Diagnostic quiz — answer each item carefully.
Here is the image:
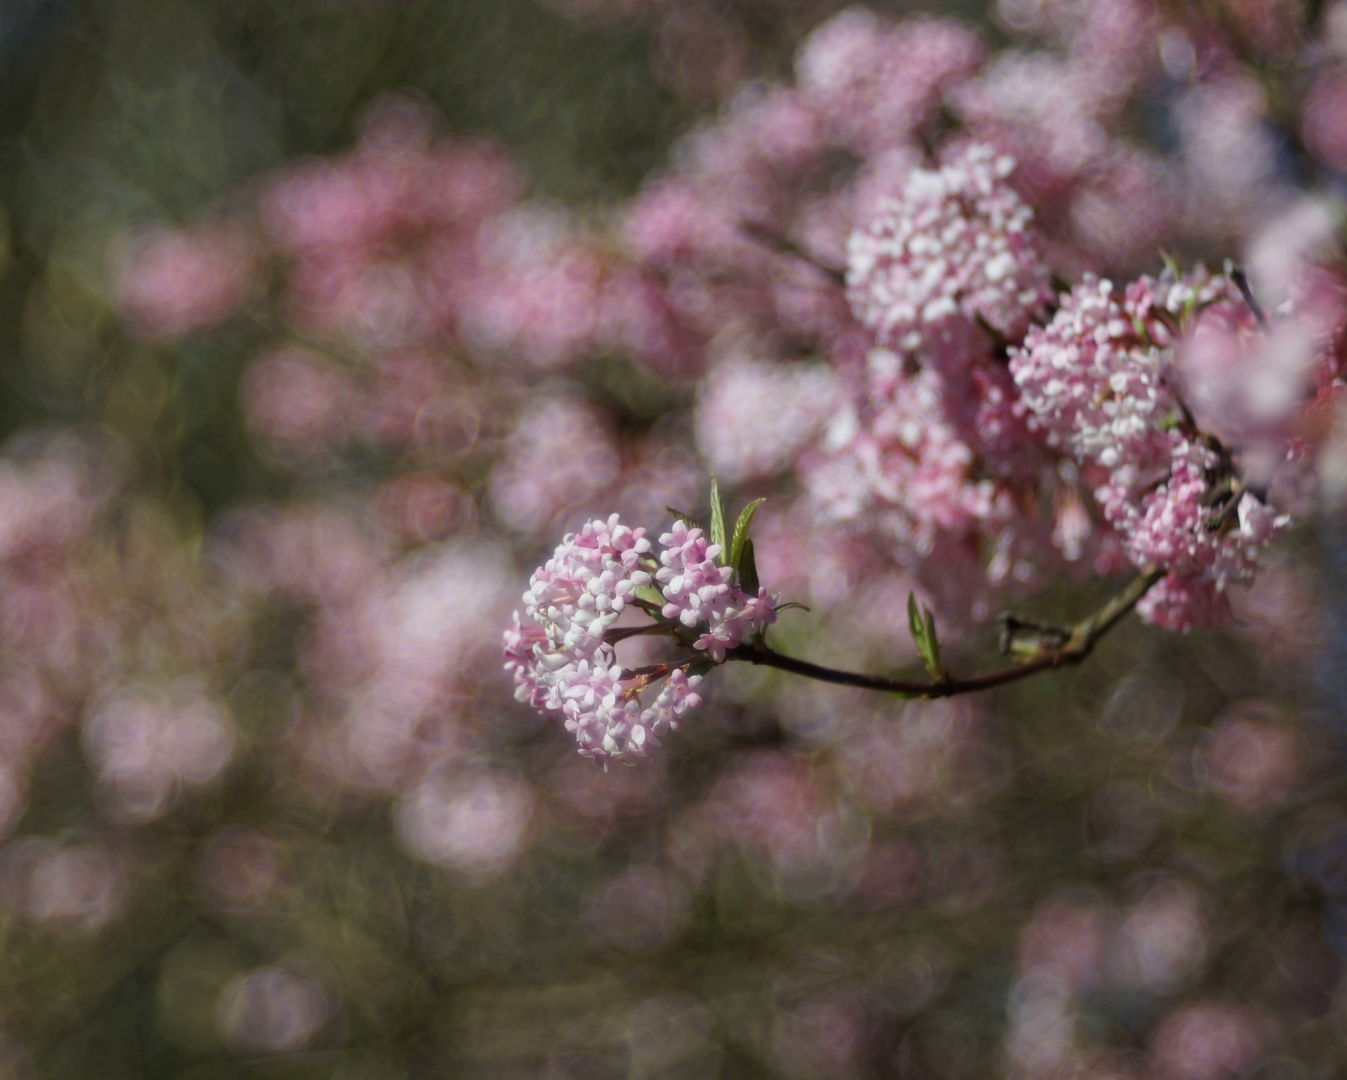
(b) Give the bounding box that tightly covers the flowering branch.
[724,565,1166,698]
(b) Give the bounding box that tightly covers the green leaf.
[922,606,943,680]
[709,478,728,560]
[666,506,706,534]
[729,497,767,578]
[907,591,924,646]
[772,601,810,614]
[907,592,944,682]
[635,583,667,614]
[739,538,759,596]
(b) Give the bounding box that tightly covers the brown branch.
[726,566,1166,699]
[1226,263,1269,331]
[738,220,846,285]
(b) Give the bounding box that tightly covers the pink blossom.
[524,514,654,660]
[1012,270,1291,628]
[509,514,713,765]
[82,680,235,823]
[489,397,622,536]
[1150,1001,1278,1080]
[240,346,356,464]
[796,10,985,155]
[217,966,330,1057]
[696,357,843,483]
[1011,274,1182,480]
[801,347,1055,603]
[394,770,535,880]
[108,222,257,339]
[1122,441,1288,611]
[0,840,127,932]
[656,520,776,661]
[847,143,1053,352]
[582,866,690,952]
[1203,701,1301,812]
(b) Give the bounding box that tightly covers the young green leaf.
[709,478,728,560]
[729,497,766,577]
[922,605,944,681]
[666,506,706,534]
[907,591,926,647]
[635,583,668,614]
[738,537,759,596]
[907,592,945,682]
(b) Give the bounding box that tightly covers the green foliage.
[708,477,728,558]
[908,592,945,682]
[738,536,759,596]
[729,497,766,582]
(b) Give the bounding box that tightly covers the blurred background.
[0,0,1344,1077]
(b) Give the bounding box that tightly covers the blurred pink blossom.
[1203,701,1302,812]
[82,680,235,823]
[1018,891,1112,992]
[395,770,535,881]
[696,357,843,483]
[796,9,984,155]
[489,397,622,535]
[1151,1000,1278,1080]
[197,828,289,914]
[0,840,126,932]
[241,346,356,464]
[583,866,690,952]
[108,222,257,339]
[773,988,871,1079]
[217,965,330,1057]
[1108,878,1208,993]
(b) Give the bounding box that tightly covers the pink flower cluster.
[108,222,258,339]
[1010,269,1291,628]
[801,345,1067,623]
[508,515,702,766]
[255,97,693,377]
[795,10,985,156]
[507,513,779,763]
[656,520,777,662]
[846,143,1054,355]
[804,349,1016,558]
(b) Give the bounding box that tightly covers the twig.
[726,566,1166,698]
[1225,261,1269,331]
[738,220,847,285]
